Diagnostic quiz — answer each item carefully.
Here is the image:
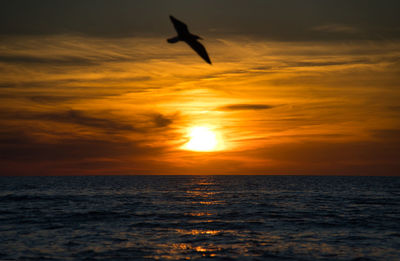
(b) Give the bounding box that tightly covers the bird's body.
[167,16,212,64]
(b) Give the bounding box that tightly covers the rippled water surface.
[0,175,399,260]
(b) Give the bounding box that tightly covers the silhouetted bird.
[167,15,212,64]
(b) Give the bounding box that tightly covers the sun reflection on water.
[184,212,212,217]
[176,229,221,236]
[151,243,221,259]
[145,176,227,260]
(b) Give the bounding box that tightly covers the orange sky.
[1,33,399,175]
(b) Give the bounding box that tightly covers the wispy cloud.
[0,54,99,66]
[217,104,275,111]
[371,129,400,141]
[152,113,174,128]
[0,109,175,133]
[312,24,359,34]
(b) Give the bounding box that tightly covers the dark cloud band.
[218,104,275,111]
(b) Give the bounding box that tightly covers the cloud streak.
[217,104,275,111]
[312,24,359,34]
[0,54,99,66]
[0,109,175,134]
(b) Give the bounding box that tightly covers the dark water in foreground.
[0,176,399,260]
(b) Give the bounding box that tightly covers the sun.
[183,126,219,152]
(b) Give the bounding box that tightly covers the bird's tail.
[167,37,179,43]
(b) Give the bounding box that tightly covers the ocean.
[0,175,399,260]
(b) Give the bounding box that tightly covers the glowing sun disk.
[185,126,218,152]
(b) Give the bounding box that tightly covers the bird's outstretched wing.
[169,16,189,35]
[186,39,212,64]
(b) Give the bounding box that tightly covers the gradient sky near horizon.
[1,0,400,175]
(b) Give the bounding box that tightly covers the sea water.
[0,175,399,260]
